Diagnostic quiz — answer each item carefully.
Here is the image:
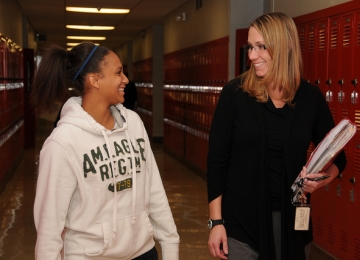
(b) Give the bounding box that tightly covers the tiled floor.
[0,118,336,260]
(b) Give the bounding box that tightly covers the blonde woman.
[207,12,346,260]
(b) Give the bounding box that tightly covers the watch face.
[207,219,212,229]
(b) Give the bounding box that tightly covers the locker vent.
[354,237,360,259]
[357,22,360,45]
[314,216,324,238]
[354,148,360,174]
[319,28,326,50]
[343,22,351,47]
[355,110,360,132]
[309,29,315,51]
[340,229,349,253]
[327,223,336,245]
[330,25,338,48]
[299,28,305,52]
[342,109,348,119]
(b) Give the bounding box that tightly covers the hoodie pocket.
[85,211,154,258]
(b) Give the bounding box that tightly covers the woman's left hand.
[299,165,337,194]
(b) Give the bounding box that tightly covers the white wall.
[164,0,229,54]
[132,27,154,62]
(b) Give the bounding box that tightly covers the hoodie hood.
[58,96,127,134]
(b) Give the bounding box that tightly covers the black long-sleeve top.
[207,78,346,260]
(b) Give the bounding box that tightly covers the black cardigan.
[207,78,346,260]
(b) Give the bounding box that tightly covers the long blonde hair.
[240,12,303,105]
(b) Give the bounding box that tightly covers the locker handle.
[326,78,332,85]
[315,79,320,85]
[338,78,344,85]
[351,78,357,86]
[350,177,356,184]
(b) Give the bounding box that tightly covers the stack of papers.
[291,118,357,204]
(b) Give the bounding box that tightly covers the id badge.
[294,205,311,231]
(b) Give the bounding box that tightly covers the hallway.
[0,118,210,259]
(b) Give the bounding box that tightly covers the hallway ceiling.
[17,0,189,53]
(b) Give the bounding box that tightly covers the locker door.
[311,18,330,250]
[335,13,355,259]
[322,16,342,257]
[349,11,360,260]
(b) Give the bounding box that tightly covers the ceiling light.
[67,36,106,40]
[66,7,130,14]
[67,43,100,47]
[66,25,114,30]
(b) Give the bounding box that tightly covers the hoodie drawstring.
[125,130,137,224]
[101,130,118,240]
[101,124,137,241]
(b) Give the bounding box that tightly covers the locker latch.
[326,90,333,103]
[351,90,358,105]
[337,183,341,197]
[350,188,355,203]
[338,90,345,104]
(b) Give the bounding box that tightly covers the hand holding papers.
[291,118,357,206]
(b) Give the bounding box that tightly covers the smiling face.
[247,26,272,77]
[98,51,129,105]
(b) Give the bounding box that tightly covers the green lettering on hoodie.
[136,138,146,161]
[83,153,96,178]
[114,141,125,156]
[91,147,104,164]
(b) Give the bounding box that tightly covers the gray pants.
[227,237,259,260]
[227,211,311,260]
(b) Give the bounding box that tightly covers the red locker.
[349,11,360,260]
[336,14,356,259]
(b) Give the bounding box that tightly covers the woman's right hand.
[208,225,228,259]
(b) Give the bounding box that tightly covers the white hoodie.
[34,97,180,260]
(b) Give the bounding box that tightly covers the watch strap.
[209,218,224,229]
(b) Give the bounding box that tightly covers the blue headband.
[72,45,98,82]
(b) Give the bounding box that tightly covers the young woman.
[31,42,179,260]
[207,12,346,260]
